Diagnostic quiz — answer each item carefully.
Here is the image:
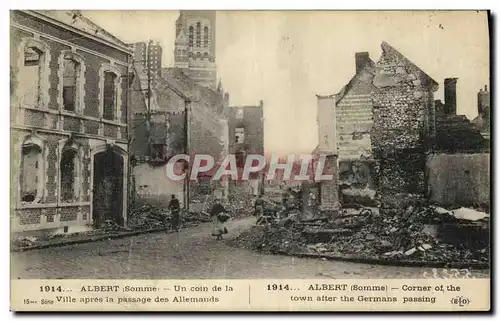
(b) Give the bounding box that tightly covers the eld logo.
[451,296,470,307]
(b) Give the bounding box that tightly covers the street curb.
[286,252,490,269]
[11,227,171,252]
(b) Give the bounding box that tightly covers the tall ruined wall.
[371,43,437,195]
[336,72,374,161]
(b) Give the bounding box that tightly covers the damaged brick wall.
[336,72,374,161]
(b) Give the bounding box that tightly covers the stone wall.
[318,155,340,214]
[370,42,438,196]
[427,153,490,208]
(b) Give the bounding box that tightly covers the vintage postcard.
[9,10,490,312]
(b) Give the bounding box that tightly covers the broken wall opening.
[60,148,78,202]
[92,149,124,227]
[338,160,379,207]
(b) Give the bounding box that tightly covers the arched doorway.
[92,148,124,227]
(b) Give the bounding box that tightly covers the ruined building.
[316,41,442,210]
[129,65,229,208]
[434,79,487,153]
[472,85,491,142]
[174,10,217,90]
[10,10,133,234]
[228,102,265,196]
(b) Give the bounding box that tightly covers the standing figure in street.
[282,188,291,210]
[168,194,181,232]
[253,195,265,218]
[210,199,229,240]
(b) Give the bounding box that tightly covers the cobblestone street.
[11,217,490,280]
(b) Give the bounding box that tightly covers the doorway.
[92,149,124,227]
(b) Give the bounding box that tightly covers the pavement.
[10,217,490,279]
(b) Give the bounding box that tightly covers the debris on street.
[232,196,490,266]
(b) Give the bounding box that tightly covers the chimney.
[355,52,370,74]
[259,100,264,108]
[444,78,458,115]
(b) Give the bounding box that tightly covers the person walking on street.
[168,194,181,232]
[210,199,229,240]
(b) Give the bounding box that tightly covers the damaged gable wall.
[371,42,438,195]
[336,69,375,161]
[334,55,378,205]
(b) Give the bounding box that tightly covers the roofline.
[22,10,133,55]
[229,105,262,109]
[315,94,336,99]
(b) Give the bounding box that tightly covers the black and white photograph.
[8,8,491,311]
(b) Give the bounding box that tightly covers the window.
[189,26,194,46]
[19,46,43,107]
[236,108,244,119]
[60,148,78,202]
[235,127,245,144]
[204,26,209,48]
[103,72,117,120]
[62,56,81,112]
[196,22,201,47]
[20,143,42,203]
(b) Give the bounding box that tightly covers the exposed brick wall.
[337,87,373,160]
[78,51,108,118]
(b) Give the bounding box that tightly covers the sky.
[84,10,490,154]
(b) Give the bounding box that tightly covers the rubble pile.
[227,193,255,218]
[12,236,38,248]
[128,203,211,230]
[232,224,305,255]
[233,194,489,267]
[303,204,489,265]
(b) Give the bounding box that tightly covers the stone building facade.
[174,11,217,90]
[10,10,132,234]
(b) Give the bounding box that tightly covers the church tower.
[174,11,217,90]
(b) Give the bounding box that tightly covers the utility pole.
[146,39,152,158]
[184,99,190,213]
